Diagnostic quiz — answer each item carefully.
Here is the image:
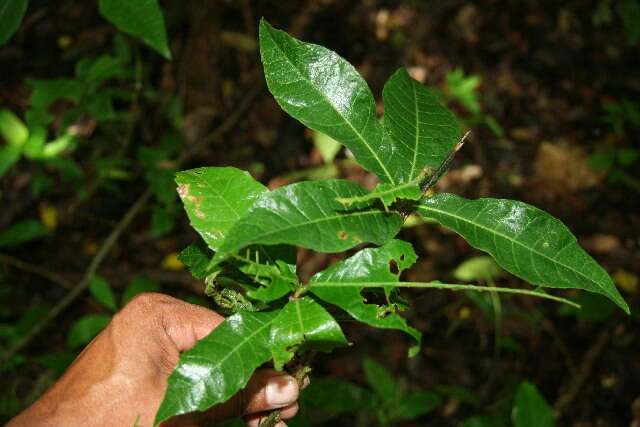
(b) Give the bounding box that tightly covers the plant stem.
[259,355,314,427]
[307,281,581,308]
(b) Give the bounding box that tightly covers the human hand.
[8,293,302,427]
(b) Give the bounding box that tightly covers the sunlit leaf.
[155,311,278,424]
[260,19,400,183]
[417,194,629,313]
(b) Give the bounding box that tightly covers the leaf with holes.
[309,239,422,356]
[270,296,348,370]
[417,194,628,313]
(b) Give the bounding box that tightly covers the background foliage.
[1,0,639,425]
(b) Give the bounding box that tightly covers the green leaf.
[176,167,267,252]
[259,18,399,183]
[155,311,278,424]
[394,391,441,420]
[66,314,111,349]
[304,378,377,413]
[363,357,399,404]
[270,297,347,370]
[150,206,175,237]
[309,239,422,356]
[88,275,118,312]
[121,277,160,306]
[336,182,421,210]
[27,78,84,110]
[559,293,616,322]
[0,0,28,45]
[313,131,342,164]
[0,109,28,146]
[99,0,171,59]
[383,68,460,182]
[0,144,21,178]
[0,219,50,248]
[512,381,554,427]
[453,256,507,283]
[417,194,629,313]
[213,179,403,266]
[178,242,212,279]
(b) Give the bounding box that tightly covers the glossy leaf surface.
[260,19,401,183]
[156,311,278,424]
[512,381,554,427]
[417,194,629,313]
[176,167,267,251]
[99,0,171,59]
[270,297,347,369]
[383,68,460,181]
[213,179,403,265]
[0,0,28,45]
[309,240,421,356]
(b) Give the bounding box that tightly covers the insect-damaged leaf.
[155,311,278,424]
[176,167,266,252]
[212,179,403,266]
[270,297,348,370]
[417,194,629,313]
[309,239,422,356]
[383,68,461,182]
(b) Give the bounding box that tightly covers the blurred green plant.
[443,68,504,138]
[589,98,640,188]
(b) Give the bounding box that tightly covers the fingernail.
[266,375,297,406]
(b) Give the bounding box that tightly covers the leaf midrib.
[417,204,607,294]
[265,25,395,183]
[173,314,276,404]
[226,208,397,250]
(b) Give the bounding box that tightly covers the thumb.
[153,293,225,352]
